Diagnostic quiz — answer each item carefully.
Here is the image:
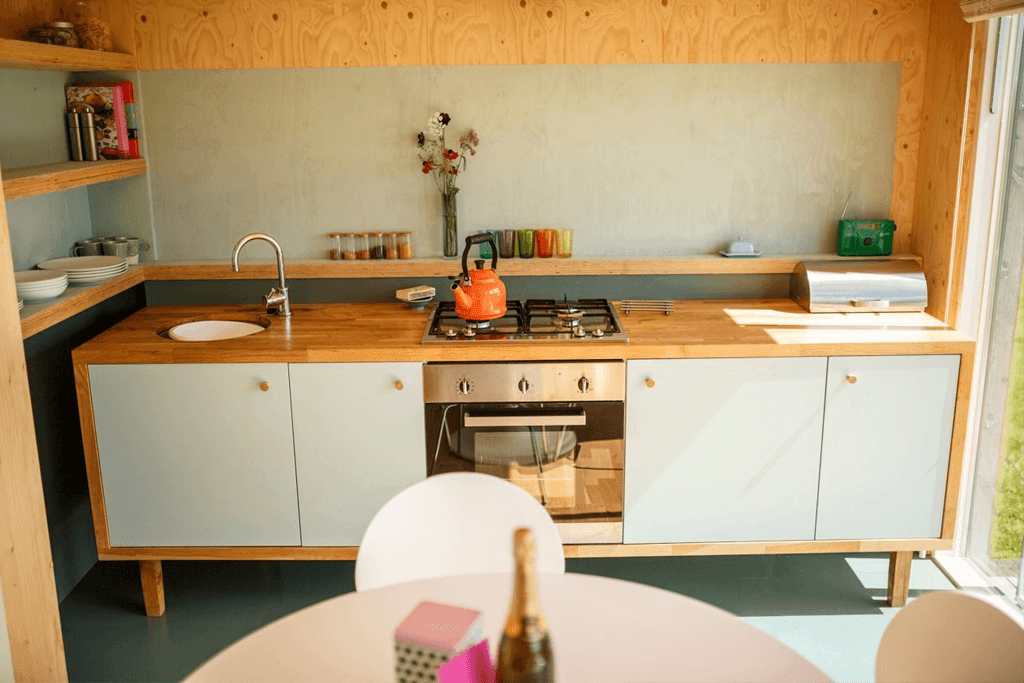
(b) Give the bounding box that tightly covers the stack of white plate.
[15,270,69,301]
[37,256,128,285]
[18,298,24,311]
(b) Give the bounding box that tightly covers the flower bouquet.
[417,112,480,257]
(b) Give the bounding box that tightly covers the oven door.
[425,401,624,544]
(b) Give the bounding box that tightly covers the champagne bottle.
[495,528,555,683]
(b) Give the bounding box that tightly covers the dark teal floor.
[59,553,953,683]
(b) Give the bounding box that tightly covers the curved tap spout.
[230,233,292,316]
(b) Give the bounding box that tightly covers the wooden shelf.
[20,267,144,339]
[0,37,136,71]
[144,253,923,280]
[2,159,148,201]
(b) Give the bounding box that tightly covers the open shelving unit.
[0,37,136,71]
[18,267,144,339]
[143,253,923,280]
[2,159,148,201]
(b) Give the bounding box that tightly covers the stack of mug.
[72,236,150,264]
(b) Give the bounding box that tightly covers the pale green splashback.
[0,68,93,270]
[138,63,900,261]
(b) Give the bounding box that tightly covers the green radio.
[837,219,896,256]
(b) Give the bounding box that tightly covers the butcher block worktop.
[72,299,974,365]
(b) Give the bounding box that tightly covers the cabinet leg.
[140,560,166,617]
[887,551,912,607]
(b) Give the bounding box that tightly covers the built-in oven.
[424,361,625,544]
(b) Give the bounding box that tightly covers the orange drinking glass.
[535,229,555,258]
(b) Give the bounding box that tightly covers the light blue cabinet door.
[289,363,426,546]
[816,355,960,540]
[90,364,300,547]
[624,357,827,544]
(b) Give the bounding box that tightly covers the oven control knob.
[518,377,530,394]
[578,377,591,394]
[457,379,472,396]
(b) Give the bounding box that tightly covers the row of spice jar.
[329,232,413,260]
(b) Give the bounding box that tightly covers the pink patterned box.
[394,601,484,683]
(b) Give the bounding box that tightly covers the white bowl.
[15,269,67,284]
[17,281,68,301]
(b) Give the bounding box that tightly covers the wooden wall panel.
[128,0,933,254]
[0,165,68,680]
[912,0,979,322]
[565,0,662,64]
[946,24,987,326]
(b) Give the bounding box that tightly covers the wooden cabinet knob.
[846,374,857,385]
[259,382,270,392]
[645,378,656,388]
[394,380,404,391]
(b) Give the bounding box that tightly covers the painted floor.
[59,553,954,683]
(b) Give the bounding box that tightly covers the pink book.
[113,85,128,156]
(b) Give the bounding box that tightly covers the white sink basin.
[168,320,266,342]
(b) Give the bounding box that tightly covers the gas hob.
[422,299,628,343]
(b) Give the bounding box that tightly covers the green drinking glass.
[517,229,536,258]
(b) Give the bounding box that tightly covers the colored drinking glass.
[517,229,535,258]
[555,229,573,258]
[536,229,555,258]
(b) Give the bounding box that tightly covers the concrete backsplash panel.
[139,63,900,261]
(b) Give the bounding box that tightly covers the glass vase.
[442,190,458,258]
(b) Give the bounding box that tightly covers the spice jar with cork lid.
[341,233,357,260]
[328,233,342,260]
[355,233,371,260]
[63,0,112,51]
[397,231,413,259]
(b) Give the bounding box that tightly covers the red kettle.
[450,233,507,321]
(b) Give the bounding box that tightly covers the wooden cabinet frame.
[73,347,974,615]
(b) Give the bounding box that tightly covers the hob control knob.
[592,328,605,337]
[518,377,530,394]
[458,379,472,395]
[578,377,590,394]
[445,328,457,338]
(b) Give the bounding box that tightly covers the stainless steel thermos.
[67,110,99,161]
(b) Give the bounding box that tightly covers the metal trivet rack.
[621,300,674,315]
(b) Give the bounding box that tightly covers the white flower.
[426,114,443,140]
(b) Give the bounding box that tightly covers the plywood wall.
[912,1,981,322]
[129,0,932,253]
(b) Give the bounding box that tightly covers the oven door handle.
[463,410,586,427]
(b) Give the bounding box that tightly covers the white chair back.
[876,590,1024,683]
[354,472,566,592]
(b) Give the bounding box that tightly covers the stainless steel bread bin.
[791,260,927,313]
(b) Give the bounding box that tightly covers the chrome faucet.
[231,233,292,317]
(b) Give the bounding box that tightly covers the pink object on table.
[394,601,484,683]
[436,640,496,683]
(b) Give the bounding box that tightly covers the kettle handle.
[461,233,498,276]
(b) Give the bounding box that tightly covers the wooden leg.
[140,560,166,617]
[887,551,912,607]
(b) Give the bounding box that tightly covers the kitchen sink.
[166,319,268,342]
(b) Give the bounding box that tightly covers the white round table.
[185,572,830,683]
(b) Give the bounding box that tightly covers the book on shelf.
[65,81,140,160]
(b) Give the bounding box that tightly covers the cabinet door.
[289,363,426,546]
[89,364,300,547]
[815,355,960,540]
[624,357,827,544]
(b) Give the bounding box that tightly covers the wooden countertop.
[71,300,974,365]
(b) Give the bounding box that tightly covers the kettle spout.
[452,282,471,308]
